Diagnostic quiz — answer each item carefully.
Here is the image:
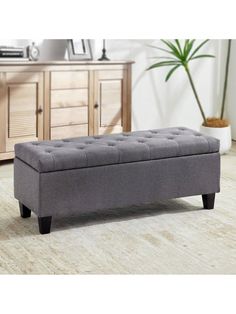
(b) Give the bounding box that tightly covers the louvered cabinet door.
[0,72,44,153]
[93,70,127,135]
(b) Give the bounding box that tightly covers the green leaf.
[191,54,215,60]
[188,39,210,60]
[183,40,195,59]
[147,44,177,57]
[165,64,181,81]
[147,45,171,54]
[183,40,190,55]
[175,40,182,55]
[148,56,178,60]
[161,40,182,60]
[146,61,180,71]
[187,40,195,56]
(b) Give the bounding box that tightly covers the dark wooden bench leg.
[202,193,215,209]
[19,202,31,218]
[38,216,52,234]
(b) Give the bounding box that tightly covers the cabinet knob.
[37,108,43,114]
[94,103,99,109]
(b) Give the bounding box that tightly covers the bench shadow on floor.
[0,198,203,238]
[52,198,202,232]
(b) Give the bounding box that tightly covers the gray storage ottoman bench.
[14,127,220,234]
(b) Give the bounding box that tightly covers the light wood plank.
[8,84,37,138]
[98,70,123,80]
[6,135,37,152]
[93,70,126,136]
[100,105,121,127]
[44,71,50,140]
[98,125,123,135]
[51,124,88,140]
[37,73,44,140]
[0,73,7,153]
[122,65,132,132]
[3,71,44,152]
[51,107,88,127]
[0,151,14,160]
[51,89,88,108]
[6,72,40,83]
[51,71,88,89]
[99,81,122,127]
[93,71,99,135]
[88,70,94,136]
[126,64,132,131]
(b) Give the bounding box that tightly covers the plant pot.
[200,125,232,154]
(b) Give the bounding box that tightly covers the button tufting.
[16,126,219,173]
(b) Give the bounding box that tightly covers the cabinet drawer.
[51,71,88,89]
[98,70,124,80]
[51,89,88,108]
[6,72,40,83]
[51,107,88,127]
[51,124,88,140]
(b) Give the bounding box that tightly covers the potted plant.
[200,40,231,154]
[147,39,232,154]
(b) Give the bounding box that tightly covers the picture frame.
[67,39,93,60]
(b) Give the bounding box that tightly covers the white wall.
[102,40,226,132]
[1,39,234,136]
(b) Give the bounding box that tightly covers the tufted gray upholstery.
[14,127,219,173]
[14,126,221,233]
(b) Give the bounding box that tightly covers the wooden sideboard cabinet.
[0,61,133,160]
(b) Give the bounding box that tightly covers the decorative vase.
[200,125,232,154]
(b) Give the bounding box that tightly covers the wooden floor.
[0,143,236,274]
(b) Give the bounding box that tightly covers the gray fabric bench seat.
[15,127,219,173]
[14,127,220,234]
